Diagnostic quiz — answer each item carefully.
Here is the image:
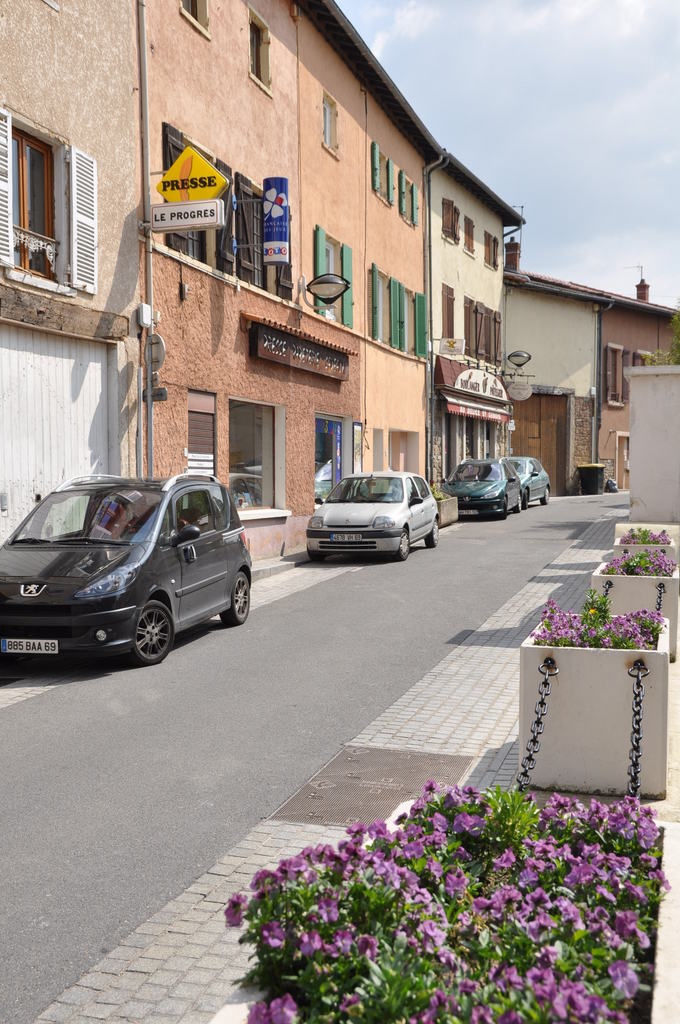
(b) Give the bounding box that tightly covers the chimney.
[636,278,650,302]
[505,236,521,272]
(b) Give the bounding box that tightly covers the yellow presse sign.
[156,146,228,202]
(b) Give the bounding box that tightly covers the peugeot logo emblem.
[20,583,46,597]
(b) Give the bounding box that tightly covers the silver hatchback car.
[306,471,439,562]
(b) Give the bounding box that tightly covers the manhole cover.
[271,746,473,826]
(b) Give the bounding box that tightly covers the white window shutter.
[70,146,97,293]
[0,108,13,267]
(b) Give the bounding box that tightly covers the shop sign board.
[156,146,228,202]
[151,199,225,232]
[249,323,349,381]
[453,365,507,403]
[262,176,290,265]
[506,379,533,401]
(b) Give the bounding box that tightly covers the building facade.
[141,0,439,558]
[0,1,140,543]
[429,156,522,482]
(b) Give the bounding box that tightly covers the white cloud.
[335,0,680,302]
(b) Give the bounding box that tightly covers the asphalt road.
[0,491,628,1024]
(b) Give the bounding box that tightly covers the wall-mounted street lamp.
[298,273,350,307]
[506,349,532,370]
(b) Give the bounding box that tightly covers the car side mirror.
[172,523,201,546]
[314,496,324,506]
[409,494,423,507]
[531,470,539,477]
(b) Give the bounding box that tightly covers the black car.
[0,474,252,667]
[442,458,522,518]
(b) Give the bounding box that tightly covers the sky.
[334,0,679,308]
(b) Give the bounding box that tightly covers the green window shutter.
[398,283,406,351]
[411,183,419,225]
[389,278,400,347]
[387,158,395,205]
[414,292,427,357]
[371,263,379,339]
[314,225,326,277]
[398,170,406,216]
[371,142,380,192]
[341,243,353,328]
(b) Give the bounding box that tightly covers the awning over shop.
[444,397,511,424]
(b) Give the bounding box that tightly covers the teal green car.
[507,456,551,509]
[442,458,522,519]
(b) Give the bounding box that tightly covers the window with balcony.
[0,109,97,294]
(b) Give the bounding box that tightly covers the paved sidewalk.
[34,509,679,1024]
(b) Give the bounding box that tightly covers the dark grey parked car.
[442,458,522,519]
[0,474,252,667]
[507,456,551,508]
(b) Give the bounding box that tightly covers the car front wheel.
[540,486,550,506]
[521,489,529,510]
[500,495,508,520]
[220,571,250,627]
[307,548,326,562]
[424,518,439,548]
[513,490,522,514]
[130,600,175,667]
[394,528,410,561]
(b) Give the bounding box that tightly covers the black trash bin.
[578,464,605,495]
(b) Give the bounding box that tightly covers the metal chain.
[601,580,613,596]
[627,659,649,797]
[656,581,666,611]
[517,657,558,791]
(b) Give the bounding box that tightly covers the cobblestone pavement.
[33,511,625,1023]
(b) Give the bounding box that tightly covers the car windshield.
[451,463,502,483]
[13,487,164,544]
[325,477,404,503]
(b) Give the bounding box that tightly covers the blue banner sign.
[262,176,290,265]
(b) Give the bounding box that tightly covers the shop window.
[249,9,271,90]
[180,0,209,31]
[229,400,274,509]
[315,417,342,501]
[464,215,475,254]
[322,93,338,151]
[1,110,97,293]
[442,198,460,242]
[187,391,215,475]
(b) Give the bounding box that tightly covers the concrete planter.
[614,522,680,558]
[625,365,680,525]
[590,563,679,660]
[613,536,678,561]
[519,622,669,798]
[436,496,458,526]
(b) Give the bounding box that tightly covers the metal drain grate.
[271,746,474,827]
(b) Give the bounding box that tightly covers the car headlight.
[485,485,504,498]
[309,515,325,529]
[74,566,138,600]
[372,515,396,529]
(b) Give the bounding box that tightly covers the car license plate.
[458,509,476,516]
[329,532,362,542]
[1,638,59,655]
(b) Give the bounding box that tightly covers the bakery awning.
[444,396,511,424]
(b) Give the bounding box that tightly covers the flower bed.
[618,528,673,547]
[224,785,669,1024]
[600,549,677,578]
[591,555,679,661]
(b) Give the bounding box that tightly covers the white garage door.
[0,324,111,543]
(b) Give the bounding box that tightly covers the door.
[511,394,567,496]
[173,486,229,626]
[315,417,342,501]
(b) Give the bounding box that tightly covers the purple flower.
[493,848,516,870]
[247,1003,270,1024]
[357,934,378,959]
[269,993,298,1024]
[444,869,468,896]
[224,892,248,927]
[608,960,639,999]
[419,918,446,951]
[298,930,322,956]
[261,921,285,948]
[317,897,339,923]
